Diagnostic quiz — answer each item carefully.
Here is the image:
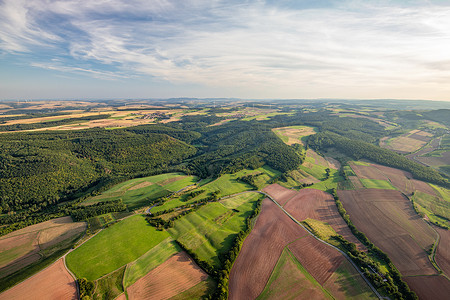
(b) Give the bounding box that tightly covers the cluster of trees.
[78,278,95,300]
[332,190,417,299]
[183,189,205,201]
[238,174,262,190]
[309,131,449,187]
[69,200,127,222]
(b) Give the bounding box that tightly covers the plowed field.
[228,198,308,300]
[0,258,77,300]
[262,184,298,206]
[337,189,437,276]
[288,236,344,284]
[403,276,450,300]
[281,187,362,248]
[435,226,450,277]
[126,251,208,300]
[0,217,85,279]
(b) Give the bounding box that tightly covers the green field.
[168,193,262,267]
[412,190,450,228]
[360,178,396,190]
[82,173,197,209]
[258,248,332,300]
[92,266,125,300]
[123,238,180,287]
[66,215,169,280]
[151,167,277,214]
[305,169,344,193]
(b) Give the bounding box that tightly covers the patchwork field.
[337,189,437,276]
[126,251,209,300]
[0,216,86,280]
[66,215,169,280]
[0,258,77,300]
[168,193,262,267]
[228,199,308,300]
[266,185,362,248]
[257,248,332,300]
[272,125,316,145]
[382,129,433,153]
[82,173,197,209]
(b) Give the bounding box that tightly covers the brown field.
[337,189,437,276]
[323,259,378,300]
[272,126,316,145]
[403,275,450,300]
[307,149,329,167]
[0,217,86,279]
[281,187,363,248]
[384,130,432,153]
[288,236,344,284]
[349,176,364,189]
[0,258,77,300]
[434,226,450,277]
[262,184,298,206]
[349,163,387,180]
[128,181,154,191]
[259,248,330,300]
[325,157,341,170]
[116,293,127,300]
[126,251,208,300]
[228,198,308,300]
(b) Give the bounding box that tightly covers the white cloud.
[1,0,450,99]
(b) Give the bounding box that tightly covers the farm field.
[0,258,77,300]
[267,185,363,247]
[167,192,262,267]
[403,276,450,300]
[359,178,396,189]
[82,173,197,209]
[228,198,308,300]
[382,129,433,153]
[257,248,332,300]
[0,216,85,281]
[434,226,450,277]
[337,189,437,276]
[126,251,209,300]
[66,215,169,280]
[272,125,316,145]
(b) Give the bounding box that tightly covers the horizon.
[1,0,450,101]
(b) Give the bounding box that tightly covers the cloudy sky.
[1,0,450,100]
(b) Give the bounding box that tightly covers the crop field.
[258,248,332,300]
[126,251,209,300]
[272,125,317,145]
[66,215,169,280]
[412,191,450,228]
[383,129,432,153]
[168,193,262,267]
[337,189,437,277]
[83,173,196,209]
[263,184,298,206]
[359,178,396,189]
[123,238,180,288]
[403,276,450,300]
[0,258,77,300]
[273,185,362,247]
[0,216,85,280]
[434,226,450,277]
[228,199,308,300]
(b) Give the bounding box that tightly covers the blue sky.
[1,0,450,100]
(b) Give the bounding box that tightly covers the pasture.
[66,215,169,280]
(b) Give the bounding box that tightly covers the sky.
[1,0,450,101]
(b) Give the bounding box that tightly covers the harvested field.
[349,163,386,180]
[0,217,85,279]
[384,130,431,153]
[258,248,331,300]
[323,259,378,300]
[325,157,341,170]
[127,181,153,191]
[288,236,344,284]
[337,189,437,276]
[262,184,298,206]
[434,226,450,277]
[228,198,308,300]
[281,187,362,247]
[349,176,364,189]
[403,275,450,300]
[411,179,437,196]
[272,126,316,145]
[0,258,77,300]
[126,251,208,300]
